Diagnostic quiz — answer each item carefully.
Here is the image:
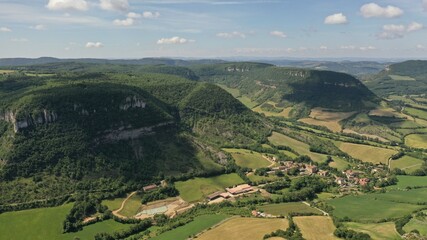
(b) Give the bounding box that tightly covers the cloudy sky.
[0,0,426,59]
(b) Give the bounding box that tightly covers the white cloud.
[378,22,424,39]
[11,38,29,42]
[407,22,424,32]
[157,36,194,44]
[360,3,403,18]
[113,18,134,26]
[216,31,246,39]
[0,27,12,32]
[341,45,356,50]
[320,46,328,50]
[359,46,376,51]
[86,42,104,48]
[30,24,46,30]
[324,13,348,25]
[270,30,287,38]
[417,44,426,49]
[46,0,89,11]
[127,12,141,18]
[143,11,160,19]
[424,0,427,11]
[100,0,128,12]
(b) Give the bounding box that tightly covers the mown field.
[329,156,352,171]
[0,204,134,240]
[335,142,397,164]
[152,214,228,240]
[403,211,427,236]
[298,108,355,132]
[405,107,427,120]
[405,134,427,149]
[390,156,424,173]
[197,217,289,240]
[328,189,427,221]
[268,132,327,162]
[102,197,125,211]
[258,202,322,216]
[118,193,142,217]
[388,176,427,189]
[175,173,244,202]
[223,148,271,169]
[345,222,401,240]
[293,216,339,240]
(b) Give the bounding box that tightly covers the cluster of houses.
[207,184,255,202]
[335,170,370,188]
[265,161,329,177]
[251,210,274,218]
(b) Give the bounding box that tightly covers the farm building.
[306,165,318,174]
[226,184,253,195]
[143,184,158,192]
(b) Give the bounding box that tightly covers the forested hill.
[364,60,427,96]
[192,62,379,111]
[0,69,270,204]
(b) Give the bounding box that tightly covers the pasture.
[268,132,327,162]
[175,173,244,202]
[293,216,339,240]
[388,175,427,189]
[223,148,271,169]
[329,156,351,171]
[0,204,134,240]
[0,70,15,74]
[102,197,125,211]
[253,105,292,118]
[403,211,427,236]
[152,214,228,240]
[327,191,425,221]
[345,222,400,240]
[390,156,424,173]
[298,108,355,132]
[197,217,289,240]
[389,74,416,81]
[405,107,427,120]
[405,134,427,149]
[259,202,322,216]
[237,96,258,109]
[118,193,142,217]
[335,142,397,164]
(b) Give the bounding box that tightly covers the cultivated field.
[328,190,425,221]
[390,156,424,173]
[197,217,289,240]
[259,202,322,216]
[329,156,351,171]
[388,176,427,189]
[298,108,355,132]
[253,104,292,118]
[102,197,125,211]
[268,132,327,162]
[118,193,142,217]
[405,134,427,149]
[223,148,272,169]
[403,211,427,236]
[335,142,397,164]
[175,173,244,202]
[0,70,15,74]
[152,214,228,240]
[345,222,401,240]
[0,204,134,240]
[388,74,416,81]
[293,216,339,240]
[405,107,427,120]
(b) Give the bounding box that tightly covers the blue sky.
[0,0,426,59]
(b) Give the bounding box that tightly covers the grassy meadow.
[175,173,244,202]
[344,222,401,240]
[405,134,427,149]
[293,216,339,240]
[335,142,397,164]
[258,202,322,216]
[388,176,427,189]
[118,193,142,217]
[390,156,424,173]
[223,148,271,169]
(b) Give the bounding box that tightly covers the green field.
[223,148,271,169]
[403,211,427,236]
[217,84,240,98]
[345,222,400,240]
[268,132,327,162]
[294,216,339,240]
[102,197,125,211]
[247,173,280,183]
[328,191,425,221]
[390,156,424,173]
[152,214,228,240]
[389,74,416,81]
[405,134,427,149]
[237,96,258,109]
[388,176,427,189]
[259,202,322,216]
[0,204,134,240]
[335,142,397,164]
[118,194,142,217]
[329,156,351,171]
[405,107,427,120]
[175,174,244,202]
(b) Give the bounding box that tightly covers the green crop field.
[405,107,427,120]
[405,134,427,149]
[403,211,427,236]
[268,132,327,162]
[118,193,142,217]
[223,148,271,169]
[345,222,400,240]
[175,174,244,202]
[0,204,134,240]
[328,190,426,221]
[389,74,416,81]
[329,156,352,171]
[294,216,339,240]
[388,176,427,189]
[152,214,228,240]
[259,202,322,216]
[335,142,397,164]
[390,156,424,173]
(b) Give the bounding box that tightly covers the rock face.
[119,96,146,111]
[0,110,58,133]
